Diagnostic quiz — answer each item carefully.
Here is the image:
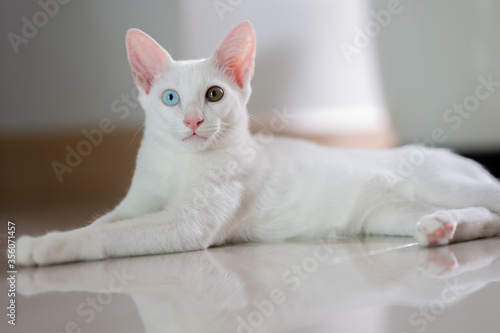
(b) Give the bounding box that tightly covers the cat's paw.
[415,213,457,246]
[17,235,39,266]
[33,233,69,265]
[17,233,73,266]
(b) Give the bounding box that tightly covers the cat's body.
[17,22,500,266]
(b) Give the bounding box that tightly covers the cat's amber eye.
[206,86,224,102]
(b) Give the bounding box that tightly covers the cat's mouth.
[183,133,208,141]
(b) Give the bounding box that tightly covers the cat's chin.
[180,133,213,151]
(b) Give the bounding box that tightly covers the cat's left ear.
[126,29,173,94]
[211,21,256,89]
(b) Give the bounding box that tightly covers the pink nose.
[184,117,204,131]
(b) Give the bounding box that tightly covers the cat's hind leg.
[415,207,500,246]
[359,200,440,238]
[360,201,500,246]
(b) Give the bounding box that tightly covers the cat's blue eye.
[162,90,180,106]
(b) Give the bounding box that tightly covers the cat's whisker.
[248,114,272,130]
[212,126,238,148]
[212,131,230,148]
[125,123,145,152]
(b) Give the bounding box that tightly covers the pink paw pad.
[415,216,457,247]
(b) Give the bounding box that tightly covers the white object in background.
[178,0,389,135]
[375,0,500,152]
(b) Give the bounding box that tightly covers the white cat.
[17,21,500,266]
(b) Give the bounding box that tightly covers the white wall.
[178,0,388,135]
[2,0,499,153]
[0,0,181,134]
[374,0,500,151]
[0,0,387,137]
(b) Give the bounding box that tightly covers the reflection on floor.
[3,235,500,333]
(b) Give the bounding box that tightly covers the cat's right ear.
[125,29,172,95]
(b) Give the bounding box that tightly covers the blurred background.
[1,1,500,332]
[1,0,500,229]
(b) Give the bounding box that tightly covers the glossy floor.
[2,234,500,333]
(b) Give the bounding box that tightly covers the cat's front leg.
[90,210,120,225]
[16,208,230,266]
[89,190,161,226]
[16,202,148,265]
[17,229,101,266]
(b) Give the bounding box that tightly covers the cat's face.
[126,22,256,152]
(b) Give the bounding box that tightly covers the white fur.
[16,22,500,266]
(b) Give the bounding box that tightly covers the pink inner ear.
[126,29,170,94]
[214,22,256,88]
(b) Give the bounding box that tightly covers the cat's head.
[125,22,256,152]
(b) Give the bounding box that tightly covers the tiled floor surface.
[1,205,500,333]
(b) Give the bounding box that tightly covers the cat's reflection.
[18,237,500,333]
